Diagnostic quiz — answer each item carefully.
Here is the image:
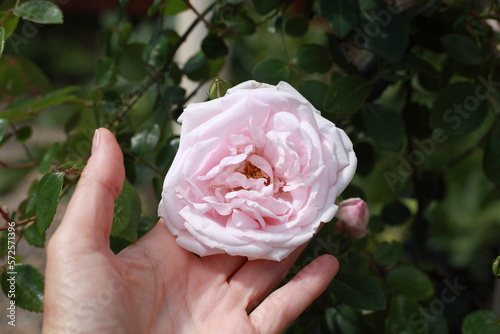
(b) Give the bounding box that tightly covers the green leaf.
[324,75,371,115]
[330,273,387,310]
[201,34,228,59]
[483,124,500,188]
[430,82,488,137]
[298,80,329,111]
[0,27,4,58]
[131,123,161,157]
[387,265,434,300]
[387,296,428,334]
[24,223,46,248]
[15,125,32,143]
[252,59,290,85]
[362,104,405,152]
[1,264,44,312]
[0,57,52,101]
[94,57,116,89]
[252,0,286,15]
[39,142,60,174]
[462,310,500,334]
[321,0,358,38]
[163,0,189,15]
[284,16,309,37]
[440,34,482,65]
[142,30,180,67]
[112,180,142,242]
[64,111,81,134]
[35,172,64,234]
[0,119,8,142]
[373,241,404,266]
[164,86,186,104]
[0,11,20,40]
[293,44,332,74]
[224,12,256,35]
[381,201,411,225]
[357,5,408,63]
[13,0,63,24]
[156,136,179,171]
[183,52,225,81]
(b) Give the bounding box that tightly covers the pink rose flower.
[336,198,369,238]
[158,80,357,261]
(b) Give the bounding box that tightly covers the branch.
[0,216,36,231]
[0,160,37,169]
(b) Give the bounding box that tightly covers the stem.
[0,205,12,223]
[0,216,36,231]
[107,1,218,129]
[185,0,217,31]
[123,150,164,176]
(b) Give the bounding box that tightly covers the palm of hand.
[43,129,338,334]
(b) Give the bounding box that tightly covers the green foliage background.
[1,0,500,333]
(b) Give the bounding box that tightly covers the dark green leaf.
[138,216,157,239]
[284,16,309,37]
[381,201,411,225]
[293,44,332,74]
[252,0,286,15]
[201,34,228,59]
[362,104,405,152]
[143,30,180,67]
[387,265,434,300]
[183,52,225,81]
[94,57,116,89]
[387,296,428,334]
[35,172,64,233]
[224,13,256,35]
[353,142,375,176]
[24,223,46,248]
[13,0,63,24]
[0,11,20,40]
[462,310,500,334]
[373,241,404,266]
[0,119,8,142]
[356,6,408,63]
[321,0,358,38]
[15,125,32,143]
[131,123,161,157]
[112,180,142,242]
[324,75,371,115]
[163,0,189,15]
[483,124,500,188]
[156,136,179,171]
[38,142,60,174]
[147,0,162,16]
[330,273,387,310]
[392,54,439,77]
[430,82,488,137]
[298,80,328,111]
[1,264,44,312]
[440,34,482,65]
[165,86,186,104]
[252,59,290,85]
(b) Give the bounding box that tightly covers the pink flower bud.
[336,198,369,238]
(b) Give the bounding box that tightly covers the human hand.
[43,128,339,334]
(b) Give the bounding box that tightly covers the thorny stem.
[185,0,217,31]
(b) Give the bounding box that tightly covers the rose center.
[239,160,270,186]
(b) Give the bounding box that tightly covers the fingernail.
[92,128,101,154]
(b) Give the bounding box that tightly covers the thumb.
[50,128,125,252]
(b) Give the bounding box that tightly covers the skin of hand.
[42,128,339,334]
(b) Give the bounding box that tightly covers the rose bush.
[158,80,357,261]
[336,198,370,238]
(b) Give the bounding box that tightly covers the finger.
[201,254,247,279]
[228,243,308,312]
[49,128,125,252]
[249,254,339,334]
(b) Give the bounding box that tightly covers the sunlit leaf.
[13,0,63,24]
